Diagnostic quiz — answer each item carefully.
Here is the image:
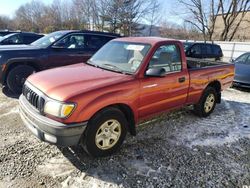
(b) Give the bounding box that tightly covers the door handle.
[178,77,186,83]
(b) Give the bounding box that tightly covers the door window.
[190,44,202,55]
[23,35,40,44]
[212,45,222,56]
[4,34,23,44]
[148,44,182,73]
[235,54,249,64]
[85,35,115,50]
[204,44,212,55]
[54,34,85,49]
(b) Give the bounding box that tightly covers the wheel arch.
[89,103,137,136]
[3,60,41,84]
[206,80,221,103]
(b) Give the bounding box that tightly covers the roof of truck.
[113,37,180,45]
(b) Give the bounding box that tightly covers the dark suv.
[0,32,44,45]
[184,42,223,61]
[0,30,120,94]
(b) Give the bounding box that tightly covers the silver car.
[233,52,250,88]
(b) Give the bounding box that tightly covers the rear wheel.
[81,107,128,157]
[6,65,35,95]
[194,86,217,117]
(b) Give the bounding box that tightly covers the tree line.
[176,0,250,41]
[1,0,249,41]
[0,0,161,36]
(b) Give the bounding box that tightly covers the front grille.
[23,85,45,111]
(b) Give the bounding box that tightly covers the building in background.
[213,11,250,41]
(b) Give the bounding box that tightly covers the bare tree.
[14,0,45,32]
[175,0,221,41]
[98,0,153,36]
[160,20,203,40]
[145,0,161,36]
[176,0,250,41]
[0,16,12,29]
[218,0,250,41]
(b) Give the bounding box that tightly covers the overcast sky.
[0,0,182,24]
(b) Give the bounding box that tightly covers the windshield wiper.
[102,63,133,75]
[102,63,122,70]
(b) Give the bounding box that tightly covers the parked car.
[233,52,250,88]
[0,30,120,94]
[19,37,235,157]
[0,30,18,37]
[184,42,223,61]
[0,32,44,45]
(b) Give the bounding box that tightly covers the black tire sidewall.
[6,65,35,94]
[83,108,128,157]
[195,87,217,117]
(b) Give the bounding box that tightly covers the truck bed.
[187,57,230,69]
[186,57,235,105]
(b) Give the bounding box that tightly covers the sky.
[0,0,183,24]
[0,0,53,17]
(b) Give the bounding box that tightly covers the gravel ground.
[0,87,250,188]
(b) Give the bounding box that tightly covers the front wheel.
[81,107,128,157]
[6,65,35,95]
[194,86,217,117]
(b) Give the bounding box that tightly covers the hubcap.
[204,93,215,113]
[95,119,121,150]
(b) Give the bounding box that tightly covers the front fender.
[1,58,42,84]
[68,88,139,124]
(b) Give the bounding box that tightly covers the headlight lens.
[44,100,75,118]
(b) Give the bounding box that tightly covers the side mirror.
[145,67,166,77]
[52,42,66,49]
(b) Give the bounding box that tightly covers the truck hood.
[27,63,133,101]
[0,44,40,51]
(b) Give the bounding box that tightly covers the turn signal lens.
[61,104,75,117]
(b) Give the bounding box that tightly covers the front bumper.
[19,94,87,146]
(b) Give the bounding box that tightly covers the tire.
[194,86,217,117]
[6,65,35,95]
[81,107,128,157]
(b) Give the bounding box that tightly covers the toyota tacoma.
[19,37,235,157]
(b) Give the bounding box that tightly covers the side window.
[212,45,222,56]
[23,35,36,44]
[246,56,250,65]
[148,44,182,73]
[190,44,202,55]
[54,34,85,49]
[235,54,249,64]
[85,35,114,50]
[205,44,213,55]
[5,34,23,44]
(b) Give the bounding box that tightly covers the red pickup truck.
[19,37,234,157]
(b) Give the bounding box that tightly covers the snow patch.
[174,96,250,147]
[0,107,19,118]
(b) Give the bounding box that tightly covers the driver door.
[138,43,189,119]
[47,34,92,68]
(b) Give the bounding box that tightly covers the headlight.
[44,100,75,118]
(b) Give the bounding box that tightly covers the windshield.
[88,41,151,74]
[31,31,65,48]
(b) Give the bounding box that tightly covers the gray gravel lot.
[0,87,249,188]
